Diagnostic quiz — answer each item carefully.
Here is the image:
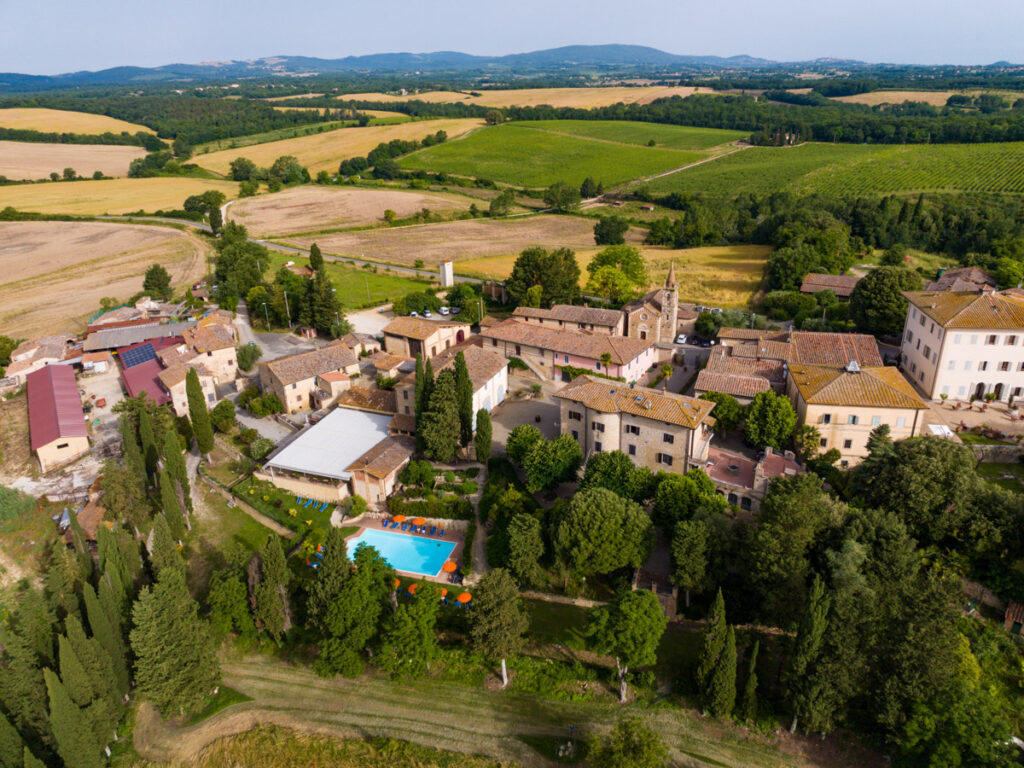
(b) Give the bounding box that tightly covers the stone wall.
[970,444,1024,463]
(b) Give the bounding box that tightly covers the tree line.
[0,126,164,150]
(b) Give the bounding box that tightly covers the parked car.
[711,307,723,315]
[675,334,688,345]
[410,311,419,317]
[450,307,461,315]
[439,306,450,315]
[423,310,433,318]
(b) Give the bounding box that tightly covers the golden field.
[336,86,716,108]
[0,177,239,215]
[193,118,482,175]
[0,140,147,180]
[0,107,154,134]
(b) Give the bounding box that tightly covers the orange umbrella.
[393,578,400,589]
[412,517,426,526]
[442,561,457,573]
[392,515,406,523]
[440,588,448,597]
[456,592,471,604]
[408,583,419,595]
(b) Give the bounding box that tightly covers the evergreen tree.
[207,568,256,640]
[22,748,45,768]
[253,535,290,642]
[9,588,57,667]
[158,471,186,540]
[310,269,340,335]
[100,556,130,625]
[309,242,323,272]
[706,625,737,718]
[474,408,492,464]
[506,514,545,588]
[305,527,349,633]
[414,354,425,418]
[45,541,83,622]
[469,569,529,688]
[64,616,117,713]
[0,711,24,768]
[146,514,183,580]
[740,639,760,723]
[785,574,831,733]
[82,584,129,696]
[43,668,101,768]
[57,635,93,708]
[130,568,220,717]
[97,527,132,607]
[186,368,214,454]
[696,589,727,695]
[586,590,667,703]
[421,369,461,462]
[65,507,94,583]
[0,629,52,754]
[671,518,709,608]
[161,429,192,514]
[453,351,474,448]
[138,408,159,478]
[376,585,441,679]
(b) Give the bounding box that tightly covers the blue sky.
[2,0,1022,74]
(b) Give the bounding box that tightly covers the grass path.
[133,655,870,768]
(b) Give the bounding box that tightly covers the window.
[911,307,917,319]
[292,383,297,389]
[979,361,989,372]
[628,444,636,456]
[741,497,752,511]
[594,441,602,452]
[403,390,409,399]
[1000,361,1011,371]
[492,339,497,347]
[843,439,853,449]
[404,406,410,414]
[964,361,973,371]
[568,410,582,421]
[571,430,579,440]
[896,417,906,428]
[207,393,215,402]
[930,322,935,334]
[970,335,978,345]
[947,360,956,370]
[840,460,849,468]
[1018,362,1024,372]
[923,345,931,358]
[937,328,943,340]
[594,361,601,371]
[56,442,69,449]
[916,339,921,350]
[987,335,998,345]
[591,421,605,433]
[954,334,962,344]
[910,362,917,373]
[663,433,674,444]
[906,330,914,344]
[1007,336,1018,345]
[932,352,937,364]
[515,344,521,356]
[871,416,881,426]
[626,425,640,436]
[847,415,858,425]
[1015,388,1023,398]
[957,386,967,397]
[657,453,673,466]
[564,354,569,363]
[918,314,925,327]
[819,438,828,448]
[919,371,924,382]
[821,413,832,425]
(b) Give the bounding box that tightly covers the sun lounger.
[389,521,399,529]
[382,518,390,527]
[302,498,312,508]
[438,528,445,537]
[401,523,408,531]
[429,526,437,536]
[318,502,328,512]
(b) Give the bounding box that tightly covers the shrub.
[237,427,258,445]
[460,481,478,495]
[463,519,477,573]
[209,400,236,433]
[445,470,456,483]
[249,437,275,461]
[236,344,263,372]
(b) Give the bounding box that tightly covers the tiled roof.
[904,290,1024,329]
[382,316,469,341]
[761,449,804,479]
[11,335,75,363]
[704,447,757,489]
[346,435,415,478]
[694,371,772,399]
[800,273,861,297]
[481,319,652,365]
[318,371,350,383]
[731,340,793,361]
[27,366,87,451]
[335,386,397,414]
[705,348,787,382]
[157,343,198,368]
[157,363,213,390]
[623,288,668,314]
[183,324,235,352]
[925,267,997,292]
[431,344,507,390]
[341,332,380,349]
[81,352,110,364]
[789,332,884,367]
[83,321,196,352]
[388,413,416,433]
[264,342,358,386]
[554,375,714,429]
[789,363,927,409]
[197,309,235,326]
[717,328,789,342]
[512,304,622,327]
[371,351,415,372]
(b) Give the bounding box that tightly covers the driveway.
[236,301,318,361]
[347,306,393,337]
[235,411,295,442]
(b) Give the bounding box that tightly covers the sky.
[2,0,1023,75]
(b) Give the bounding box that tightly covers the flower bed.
[234,476,335,534]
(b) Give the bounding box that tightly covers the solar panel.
[121,343,157,369]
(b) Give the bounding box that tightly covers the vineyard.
[511,120,749,150]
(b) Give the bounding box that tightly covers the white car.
[423,310,433,318]
[409,311,418,317]
[675,334,688,345]
[439,307,450,315]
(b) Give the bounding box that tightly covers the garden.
[386,459,480,522]
[233,475,336,536]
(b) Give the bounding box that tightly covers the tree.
[586,265,638,304]
[849,266,922,337]
[158,471,186,540]
[0,711,25,768]
[579,450,654,503]
[186,368,214,454]
[586,590,666,703]
[589,717,667,768]
[522,434,582,492]
[308,242,323,272]
[142,263,171,300]
[208,206,223,234]
[993,256,1024,289]
[505,424,543,464]
[44,668,101,768]
[421,369,461,463]
[484,109,504,125]
[229,157,257,181]
[579,176,602,199]
[453,351,474,448]
[593,216,630,246]
[206,564,256,640]
[524,285,543,308]
[22,748,45,768]
[652,468,725,532]
[82,583,129,697]
[376,585,441,679]
[469,569,529,688]
[209,399,237,432]
[505,247,580,307]
[671,519,709,608]
[785,574,831,733]
[743,390,797,450]
[253,535,290,642]
[161,429,191,513]
[305,527,349,633]
[474,408,492,464]
[696,589,727,695]
[138,407,158,478]
[706,625,737,718]
[554,488,653,578]
[740,639,760,723]
[146,513,183,580]
[488,188,515,218]
[698,391,744,436]
[506,514,545,588]
[543,182,580,213]
[793,424,822,461]
[130,568,219,717]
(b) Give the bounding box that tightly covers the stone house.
[511,305,625,335]
[259,342,360,413]
[5,335,77,384]
[622,264,678,343]
[347,436,416,507]
[696,446,803,514]
[158,364,218,417]
[393,343,509,426]
[381,317,469,358]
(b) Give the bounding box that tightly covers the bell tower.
[663,262,678,342]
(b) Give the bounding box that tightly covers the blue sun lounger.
[318,501,328,512]
[428,526,437,536]
[389,521,399,529]
[438,528,445,537]
[381,518,389,527]
[401,522,408,531]
[296,496,304,505]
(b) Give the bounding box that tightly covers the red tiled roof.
[121,359,171,405]
[27,366,87,451]
[789,332,884,367]
[704,447,757,489]
[800,273,861,297]
[694,370,772,399]
[481,319,652,365]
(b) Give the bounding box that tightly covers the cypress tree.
[453,351,474,447]
[413,354,425,445]
[474,408,492,465]
[97,527,131,598]
[44,668,101,768]
[740,639,760,723]
[22,748,45,768]
[119,417,146,479]
[0,629,52,754]
[82,584,129,697]
[45,541,83,622]
[422,358,434,413]
[147,514,183,579]
[130,568,220,717]
[706,625,737,718]
[138,408,159,478]
[161,429,192,514]
[309,242,324,272]
[695,588,726,694]
[10,587,57,667]
[185,368,214,454]
[0,711,23,768]
[158,471,186,540]
[65,508,93,583]
[64,616,117,709]
[305,527,349,633]
[421,369,461,463]
[253,535,290,642]
[785,574,831,734]
[57,635,93,708]
[100,556,130,624]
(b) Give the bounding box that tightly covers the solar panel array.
[120,343,157,369]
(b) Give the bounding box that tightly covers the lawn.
[975,461,1024,491]
[400,124,704,188]
[645,141,1024,197]
[0,177,239,215]
[512,120,748,150]
[266,251,434,309]
[958,432,1014,446]
[233,475,335,537]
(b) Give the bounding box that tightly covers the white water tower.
[440,260,454,288]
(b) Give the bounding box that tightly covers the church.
[622,262,679,344]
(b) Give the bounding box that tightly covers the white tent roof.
[264,407,392,481]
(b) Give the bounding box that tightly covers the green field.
[512,120,749,150]
[400,124,704,187]
[645,141,1024,197]
[267,251,433,309]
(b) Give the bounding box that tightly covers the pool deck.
[343,516,468,585]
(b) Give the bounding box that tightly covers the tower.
[663,262,678,342]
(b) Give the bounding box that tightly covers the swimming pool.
[347,528,456,577]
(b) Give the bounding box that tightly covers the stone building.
[259,342,360,413]
[622,263,679,344]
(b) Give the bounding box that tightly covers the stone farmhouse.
[381,317,470,358]
[259,342,360,414]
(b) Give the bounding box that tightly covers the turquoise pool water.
[348,528,455,577]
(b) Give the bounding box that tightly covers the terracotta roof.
[182,324,235,352]
[481,319,652,365]
[925,267,997,293]
[904,290,1024,329]
[554,375,715,429]
[382,316,469,341]
[157,363,213,390]
[512,304,622,327]
[388,413,416,433]
[264,342,358,386]
[789,332,884,367]
[694,370,772,399]
[1006,601,1024,625]
[717,328,789,342]
[761,449,804,479]
[318,371,350,383]
[63,497,108,543]
[479,316,502,328]
[81,352,110,364]
[341,332,380,349]
[335,386,397,414]
[431,344,507,390]
[121,359,171,405]
[705,348,787,382]
[197,309,235,326]
[623,287,668,313]
[789,363,928,409]
[371,351,415,372]
[800,273,861,297]
[731,340,793,361]
[704,446,756,489]
[157,343,198,368]
[346,435,415,478]
[27,366,87,451]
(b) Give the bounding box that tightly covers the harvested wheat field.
[832,90,957,106]
[228,186,471,237]
[0,107,154,134]
[0,221,209,337]
[0,177,239,215]
[337,86,716,108]
[194,118,482,176]
[0,140,147,180]
[265,93,324,101]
